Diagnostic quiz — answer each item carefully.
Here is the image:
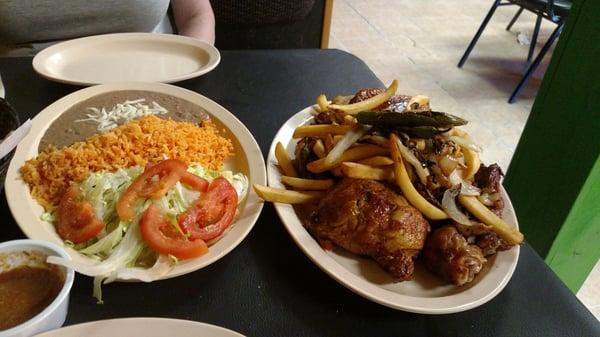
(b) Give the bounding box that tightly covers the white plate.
[5,82,266,281]
[33,33,220,85]
[34,318,245,337]
[268,106,520,314]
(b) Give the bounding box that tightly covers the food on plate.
[0,250,64,331]
[22,115,233,209]
[254,80,524,285]
[253,184,323,204]
[38,90,209,150]
[306,178,430,280]
[422,225,486,286]
[19,93,248,301]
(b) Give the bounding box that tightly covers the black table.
[1,50,598,337]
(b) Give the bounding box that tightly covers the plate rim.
[5,81,266,281]
[33,317,245,337]
[268,105,520,314]
[32,32,221,86]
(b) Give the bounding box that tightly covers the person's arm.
[171,0,215,45]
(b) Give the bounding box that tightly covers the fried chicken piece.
[423,225,487,286]
[453,221,513,256]
[306,178,430,280]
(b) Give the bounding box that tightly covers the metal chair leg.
[458,0,502,68]
[527,15,543,64]
[509,22,564,103]
[506,7,524,31]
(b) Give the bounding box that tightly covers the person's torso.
[0,0,171,47]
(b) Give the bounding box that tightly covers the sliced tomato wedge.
[117,159,188,220]
[139,204,208,259]
[180,172,209,192]
[57,184,105,243]
[177,177,238,241]
[143,162,208,193]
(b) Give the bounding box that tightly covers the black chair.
[457,0,571,103]
[211,0,332,49]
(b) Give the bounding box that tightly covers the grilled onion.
[394,136,429,185]
[449,170,481,196]
[442,185,471,226]
[324,124,371,166]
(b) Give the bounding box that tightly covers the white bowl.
[0,240,74,337]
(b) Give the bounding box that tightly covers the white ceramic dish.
[0,240,74,337]
[34,318,245,337]
[267,105,520,314]
[5,82,266,281]
[33,33,220,85]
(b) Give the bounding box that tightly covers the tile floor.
[329,0,599,320]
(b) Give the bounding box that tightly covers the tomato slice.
[57,185,105,243]
[139,204,208,259]
[117,159,188,220]
[143,162,208,193]
[180,172,209,192]
[177,177,238,241]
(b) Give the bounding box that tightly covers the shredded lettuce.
[80,166,142,228]
[45,163,249,302]
[78,222,125,257]
[41,211,55,223]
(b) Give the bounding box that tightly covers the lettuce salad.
[46,164,248,302]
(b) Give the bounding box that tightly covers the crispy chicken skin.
[306,178,430,280]
[423,225,487,286]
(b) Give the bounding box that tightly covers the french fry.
[362,135,390,148]
[450,129,480,180]
[275,142,297,177]
[316,94,329,112]
[324,134,335,152]
[461,147,481,180]
[292,124,351,138]
[449,128,467,137]
[357,156,394,166]
[332,135,344,145]
[331,167,344,177]
[458,195,524,245]
[340,162,393,181]
[280,176,334,190]
[307,145,389,173]
[313,139,327,158]
[390,134,448,220]
[253,185,323,204]
[327,80,399,115]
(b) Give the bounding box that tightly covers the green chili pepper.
[395,126,452,138]
[356,111,467,128]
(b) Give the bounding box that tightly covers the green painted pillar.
[504,0,600,292]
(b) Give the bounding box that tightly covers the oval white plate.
[33,33,220,85]
[34,318,245,337]
[5,82,266,281]
[268,106,520,314]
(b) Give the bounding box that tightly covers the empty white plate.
[33,33,220,85]
[34,318,245,337]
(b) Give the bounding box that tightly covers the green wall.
[504,0,600,291]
